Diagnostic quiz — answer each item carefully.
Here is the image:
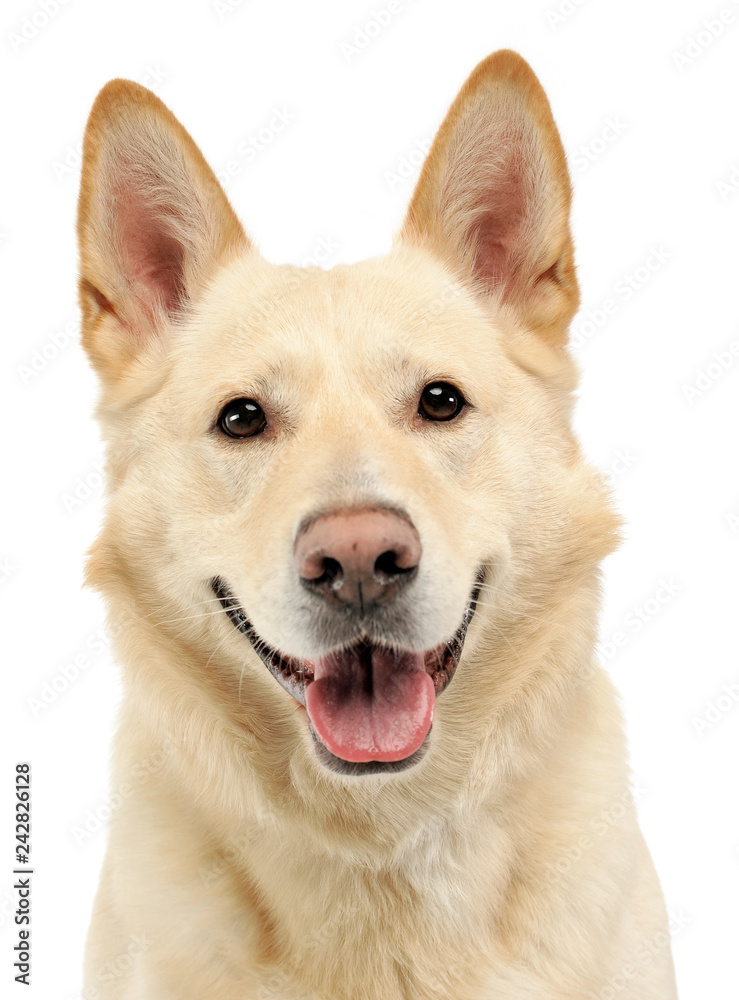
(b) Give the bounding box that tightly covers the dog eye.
[418,381,466,421]
[217,398,267,438]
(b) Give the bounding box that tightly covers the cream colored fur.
[77,51,677,999]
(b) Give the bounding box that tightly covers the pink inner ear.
[467,164,529,297]
[113,177,187,321]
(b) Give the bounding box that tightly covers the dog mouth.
[210,573,483,775]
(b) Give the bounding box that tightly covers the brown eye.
[217,398,266,438]
[418,381,466,421]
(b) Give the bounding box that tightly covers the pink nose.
[294,508,422,610]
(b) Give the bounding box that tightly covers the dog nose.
[294,508,421,610]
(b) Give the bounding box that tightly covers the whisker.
[203,631,231,672]
[137,594,226,623]
[136,594,234,629]
[151,607,237,629]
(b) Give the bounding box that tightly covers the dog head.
[78,52,618,797]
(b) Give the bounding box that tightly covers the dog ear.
[77,80,249,379]
[400,50,578,344]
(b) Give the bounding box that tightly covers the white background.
[2,0,738,997]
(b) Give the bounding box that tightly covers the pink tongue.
[305,646,435,762]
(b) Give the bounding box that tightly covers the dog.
[77,49,678,999]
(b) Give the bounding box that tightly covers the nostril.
[294,509,422,606]
[374,549,413,581]
[316,557,342,586]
